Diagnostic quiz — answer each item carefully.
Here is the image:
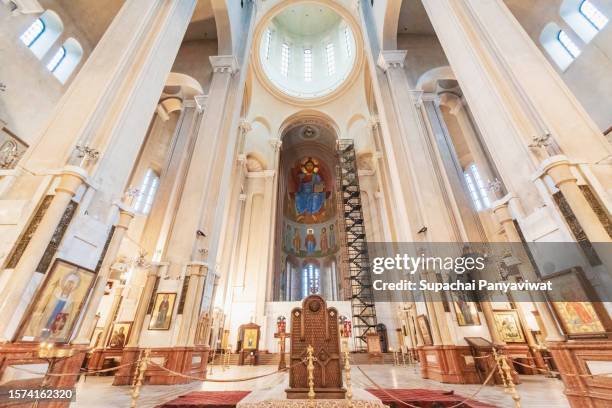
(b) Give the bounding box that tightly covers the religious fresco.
[283,219,338,257]
[284,157,334,224]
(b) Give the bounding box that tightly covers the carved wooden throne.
[286,295,345,399]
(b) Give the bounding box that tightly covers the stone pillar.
[480,301,503,345]
[256,170,276,328]
[492,199,565,342]
[377,50,460,242]
[98,286,124,349]
[126,264,162,348]
[177,262,208,346]
[142,102,200,260]
[0,166,87,340]
[162,56,240,279]
[73,207,134,343]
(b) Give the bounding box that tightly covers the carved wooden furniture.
[286,295,345,399]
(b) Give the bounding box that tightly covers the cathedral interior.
[0,0,611,407]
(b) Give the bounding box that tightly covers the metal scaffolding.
[337,139,378,350]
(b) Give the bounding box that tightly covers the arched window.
[280,42,290,77]
[46,46,66,72]
[326,42,335,75]
[540,22,581,70]
[558,30,581,58]
[19,18,45,47]
[303,48,312,82]
[302,263,320,298]
[47,38,83,83]
[344,27,352,57]
[579,0,608,30]
[20,10,63,59]
[264,28,272,60]
[134,168,160,215]
[464,163,490,211]
[560,0,608,43]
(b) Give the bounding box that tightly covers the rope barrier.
[7,360,139,377]
[510,359,612,378]
[354,364,498,408]
[145,357,309,383]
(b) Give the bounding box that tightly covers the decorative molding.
[239,119,253,134]
[377,50,407,72]
[210,55,239,74]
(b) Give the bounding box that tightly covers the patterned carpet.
[367,388,499,408]
[156,391,252,408]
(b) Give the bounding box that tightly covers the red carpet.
[157,391,251,408]
[367,388,499,408]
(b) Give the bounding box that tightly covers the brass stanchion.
[343,348,353,407]
[493,348,521,408]
[306,345,316,400]
[223,346,231,370]
[130,349,150,408]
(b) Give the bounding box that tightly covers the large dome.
[257,2,358,101]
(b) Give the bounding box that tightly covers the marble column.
[492,199,565,342]
[377,50,459,243]
[0,166,87,340]
[177,262,208,346]
[126,263,163,348]
[73,206,134,344]
[142,101,201,260]
[162,56,240,279]
[255,170,276,328]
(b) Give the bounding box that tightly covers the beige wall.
[0,1,120,144]
[171,39,218,94]
[397,33,449,87]
[504,0,612,132]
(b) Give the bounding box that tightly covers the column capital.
[377,50,407,71]
[116,208,135,230]
[492,201,513,225]
[269,138,282,151]
[210,55,239,74]
[409,89,424,105]
[239,119,252,134]
[539,155,576,187]
[194,95,208,113]
[421,92,439,103]
[368,114,380,129]
[186,261,209,278]
[55,165,88,196]
[149,262,168,278]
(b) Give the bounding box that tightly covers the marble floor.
[71,364,570,408]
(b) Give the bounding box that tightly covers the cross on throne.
[274,316,290,370]
[286,295,346,399]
